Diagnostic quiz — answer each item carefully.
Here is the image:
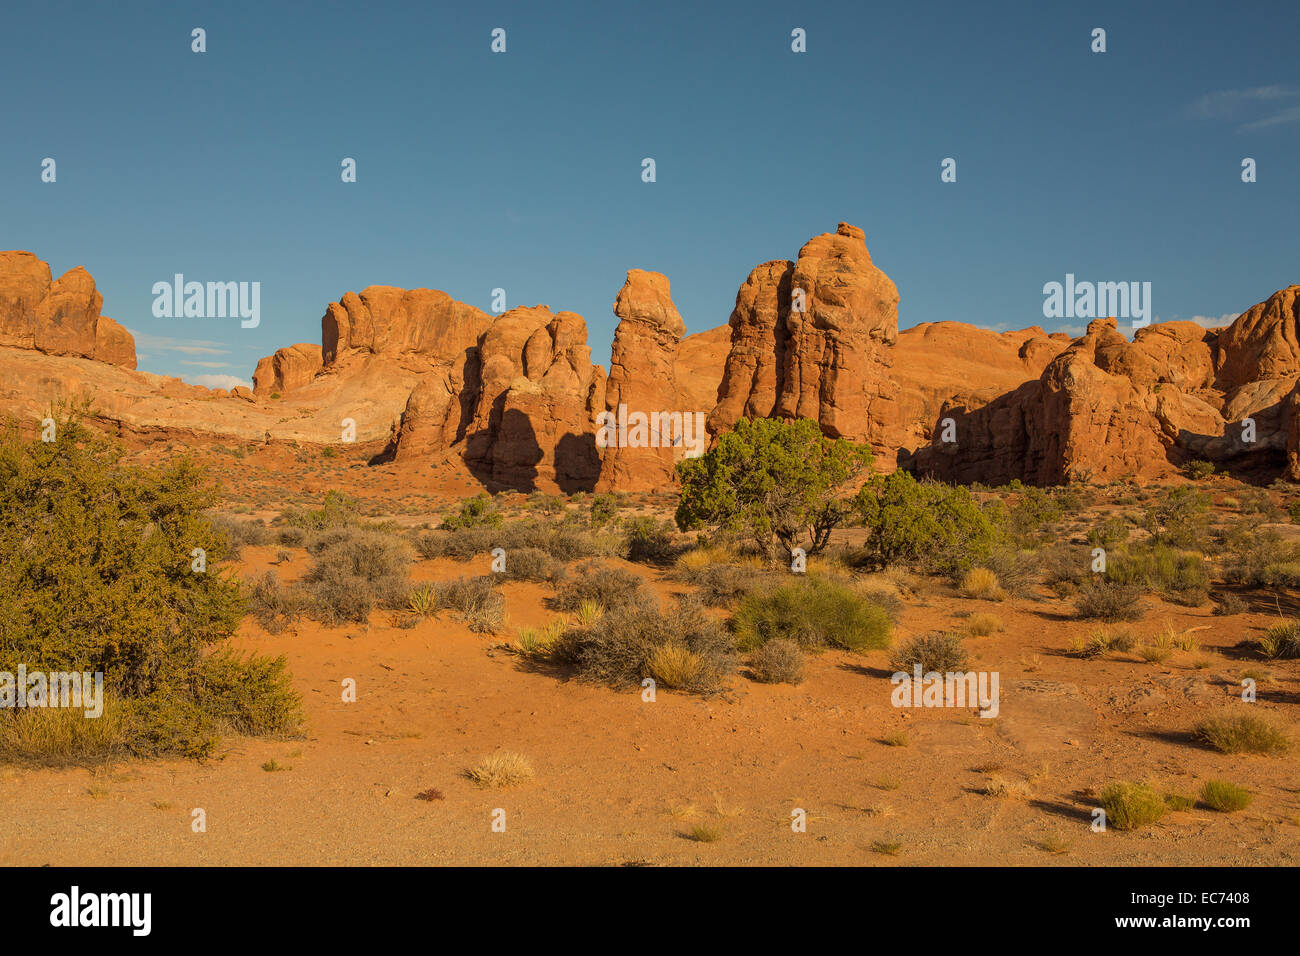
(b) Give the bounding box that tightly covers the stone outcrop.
[708,223,899,448]
[911,289,1300,485]
[0,252,136,369]
[598,270,691,492]
[252,343,323,397]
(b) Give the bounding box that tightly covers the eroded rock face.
[252,343,324,397]
[778,223,899,442]
[461,306,605,490]
[0,253,136,369]
[708,224,899,448]
[912,291,1300,485]
[322,286,491,365]
[598,270,691,492]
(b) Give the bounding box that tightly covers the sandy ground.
[3,537,1297,866]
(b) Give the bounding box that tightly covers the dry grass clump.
[304,526,413,624]
[983,774,1032,799]
[1259,620,1300,659]
[1194,711,1291,756]
[748,639,806,684]
[960,567,1005,601]
[424,576,507,633]
[466,752,535,789]
[1199,779,1252,812]
[1098,781,1167,831]
[965,612,1003,637]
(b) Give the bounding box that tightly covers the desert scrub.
[303,526,413,624]
[1143,486,1211,549]
[731,576,892,652]
[207,512,271,556]
[432,576,506,633]
[498,546,566,584]
[0,404,299,762]
[853,471,999,576]
[1194,711,1291,756]
[551,561,655,613]
[280,488,361,532]
[1098,781,1167,831]
[466,752,534,788]
[623,515,679,563]
[548,602,735,694]
[1104,542,1209,606]
[888,632,969,673]
[1200,779,1252,812]
[248,570,309,634]
[747,638,806,684]
[1074,579,1146,621]
[673,558,781,608]
[964,612,1003,637]
[1258,620,1300,659]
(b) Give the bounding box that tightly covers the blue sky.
[3,0,1297,388]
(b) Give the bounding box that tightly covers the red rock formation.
[708,223,899,449]
[912,290,1300,485]
[0,252,135,369]
[460,306,605,490]
[253,343,324,397]
[598,270,692,492]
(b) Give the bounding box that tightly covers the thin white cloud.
[1188,86,1300,131]
[180,360,236,369]
[187,373,250,391]
[126,328,229,356]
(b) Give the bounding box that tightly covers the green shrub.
[624,515,678,563]
[676,417,872,559]
[281,489,360,532]
[1220,524,1300,588]
[731,577,892,652]
[1288,500,1300,524]
[1106,542,1209,605]
[1099,781,1167,831]
[197,647,302,737]
[887,632,969,673]
[1183,460,1215,480]
[1086,516,1131,549]
[1194,711,1291,755]
[1199,779,1252,812]
[1005,486,1064,546]
[854,471,999,575]
[439,493,502,531]
[589,492,621,528]
[0,407,293,763]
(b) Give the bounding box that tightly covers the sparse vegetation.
[466,752,534,788]
[1098,781,1167,831]
[748,639,805,684]
[853,471,998,576]
[1194,712,1291,756]
[1199,779,1252,812]
[888,632,969,674]
[731,577,892,652]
